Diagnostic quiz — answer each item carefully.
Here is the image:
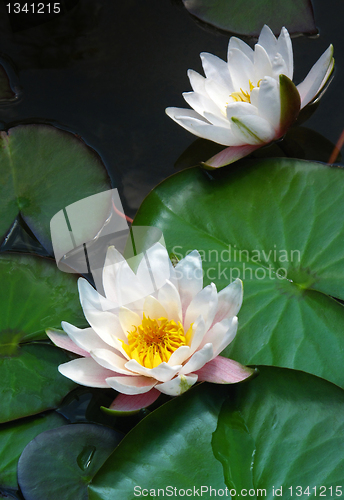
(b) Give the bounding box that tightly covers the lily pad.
[133,159,344,388]
[0,253,86,351]
[0,343,76,423]
[212,367,344,497]
[0,124,111,254]
[182,0,317,37]
[0,412,66,489]
[18,423,123,500]
[89,384,229,499]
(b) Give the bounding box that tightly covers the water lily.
[47,243,253,412]
[166,25,334,168]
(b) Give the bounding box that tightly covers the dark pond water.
[0,0,342,221]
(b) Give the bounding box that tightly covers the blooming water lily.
[47,243,253,412]
[166,25,334,168]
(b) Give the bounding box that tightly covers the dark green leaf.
[0,344,76,423]
[0,412,66,489]
[18,424,122,500]
[133,159,344,388]
[182,0,317,37]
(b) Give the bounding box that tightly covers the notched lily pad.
[182,0,317,37]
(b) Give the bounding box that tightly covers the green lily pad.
[0,343,76,423]
[212,367,344,497]
[0,253,86,352]
[133,159,344,388]
[18,423,123,500]
[0,411,66,489]
[89,384,229,499]
[182,0,317,37]
[0,124,111,254]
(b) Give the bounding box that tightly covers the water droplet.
[77,445,96,471]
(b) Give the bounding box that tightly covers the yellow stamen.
[121,314,190,369]
[230,79,262,104]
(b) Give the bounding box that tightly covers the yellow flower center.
[230,79,262,104]
[121,314,188,369]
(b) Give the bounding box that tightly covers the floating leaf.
[0,124,111,254]
[182,0,317,37]
[0,412,66,489]
[18,424,122,500]
[212,367,344,497]
[0,253,86,351]
[89,384,229,499]
[133,159,344,388]
[0,344,76,423]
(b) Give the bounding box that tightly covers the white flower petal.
[226,102,258,121]
[277,26,293,79]
[78,277,114,312]
[61,322,113,353]
[143,295,168,320]
[211,317,238,358]
[167,345,191,366]
[271,52,289,80]
[227,36,254,62]
[187,69,208,96]
[124,359,181,382]
[166,107,238,147]
[106,375,157,395]
[118,307,142,337]
[297,44,334,108]
[213,278,243,325]
[200,52,234,91]
[81,298,127,346]
[158,280,182,323]
[58,358,115,388]
[227,48,254,91]
[180,343,213,375]
[253,44,273,82]
[184,282,218,332]
[204,78,232,115]
[258,24,277,62]
[257,76,281,131]
[136,242,171,294]
[47,328,90,357]
[156,374,198,396]
[174,250,203,317]
[183,91,229,125]
[188,316,207,354]
[231,114,276,145]
[90,348,134,375]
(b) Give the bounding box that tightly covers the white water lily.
[166,25,334,168]
[47,243,253,412]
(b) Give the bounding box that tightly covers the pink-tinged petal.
[106,375,157,395]
[166,107,238,147]
[167,345,191,366]
[156,374,198,396]
[253,44,273,82]
[136,242,171,294]
[143,295,168,320]
[90,348,135,375]
[184,282,218,332]
[297,45,334,109]
[227,48,254,92]
[213,279,243,325]
[124,359,181,382]
[227,37,254,63]
[158,280,182,323]
[61,322,112,353]
[174,250,203,316]
[58,357,116,388]
[277,27,293,79]
[180,343,213,375]
[187,69,208,97]
[257,77,281,132]
[46,328,90,357]
[258,25,277,62]
[200,52,234,91]
[108,389,161,413]
[203,144,261,169]
[279,74,301,136]
[212,317,238,358]
[231,115,276,145]
[195,355,255,383]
